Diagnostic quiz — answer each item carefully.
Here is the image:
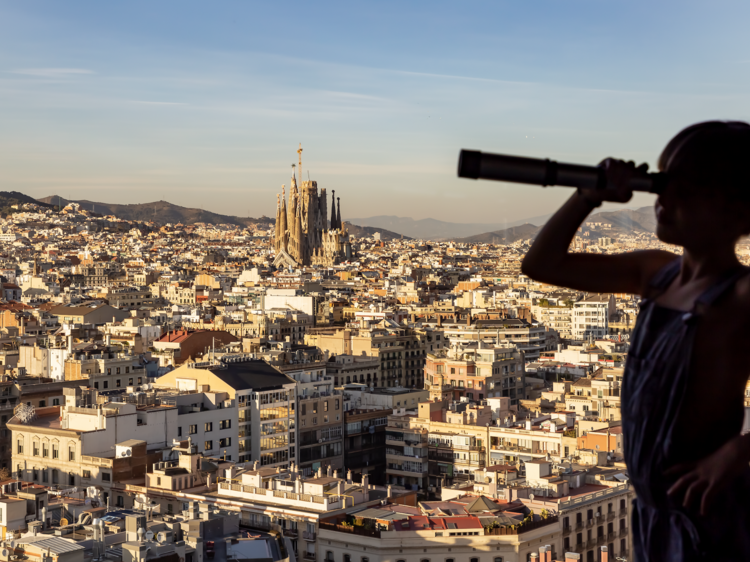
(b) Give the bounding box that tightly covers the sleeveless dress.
[621,258,750,561]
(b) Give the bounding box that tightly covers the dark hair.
[659,121,750,201]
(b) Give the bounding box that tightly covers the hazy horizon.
[2,1,749,223]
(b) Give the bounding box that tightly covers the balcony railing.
[619,527,628,537]
[283,528,298,538]
[303,553,316,561]
[302,531,316,542]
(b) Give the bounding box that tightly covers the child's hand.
[577,159,647,206]
[665,435,750,516]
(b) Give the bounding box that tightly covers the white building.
[572,295,615,340]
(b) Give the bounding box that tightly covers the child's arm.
[521,159,676,296]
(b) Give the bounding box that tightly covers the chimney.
[529,555,537,561]
[347,469,352,484]
[105,333,111,347]
[333,470,339,479]
[326,465,332,477]
[545,545,552,562]
[386,485,392,498]
[600,546,608,562]
[362,473,369,490]
[68,335,73,353]
[317,466,323,478]
[564,554,580,562]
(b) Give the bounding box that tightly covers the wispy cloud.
[11,68,95,78]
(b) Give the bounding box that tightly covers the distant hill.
[0,191,56,215]
[37,195,408,239]
[456,223,541,244]
[39,196,272,228]
[347,214,551,241]
[455,206,657,244]
[345,223,408,241]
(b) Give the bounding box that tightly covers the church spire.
[279,186,288,252]
[330,190,337,230]
[336,196,342,230]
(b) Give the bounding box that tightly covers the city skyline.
[2,1,750,223]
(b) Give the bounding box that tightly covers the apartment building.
[305,324,446,389]
[572,295,615,341]
[9,388,173,508]
[343,407,390,485]
[318,494,562,562]
[531,303,573,339]
[437,318,554,362]
[326,354,380,387]
[424,342,526,406]
[155,356,296,468]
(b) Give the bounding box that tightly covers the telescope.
[458,150,667,194]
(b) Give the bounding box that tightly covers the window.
[52,444,59,459]
[103,381,108,389]
[126,367,130,374]
[470,559,479,562]
[177,427,182,437]
[53,398,60,406]
[205,441,213,451]
[116,495,124,507]
[69,472,75,486]
[129,378,134,385]
[42,444,48,458]
[324,401,329,412]
[83,470,91,479]
[69,446,76,461]
[220,419,231,429]
[219,437,231,447]
[52,469,58,484]
[33,443,39,456]
[39,400,46,407]
[495,559,504,562]
[16,440,22,454]
[189,425,197,435]
[101,472,111,482]
[205,422,213,432]
[326,552,334,562]
[116,380,121,388]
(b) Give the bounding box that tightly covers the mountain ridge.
[36,195,408,241]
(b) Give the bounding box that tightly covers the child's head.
[655,121,750,250]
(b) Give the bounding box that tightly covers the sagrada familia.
[273,145,352,268]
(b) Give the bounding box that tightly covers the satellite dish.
[157,532,166,543]
[145,531,154,541]
[2,548,9,557]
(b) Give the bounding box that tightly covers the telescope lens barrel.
[458,149,665,194]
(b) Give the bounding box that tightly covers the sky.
[1,1,750,224]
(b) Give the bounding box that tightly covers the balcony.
[621,506,628,515]
[573,542,586,553]
[607,512,615,521]
[595,514,605,525]
[619,527,628,537]
[303,531,316,542]
[283,528,298,538]
[608,531,617,541]
[562,525,571,536]
[586,519,595,528]
[574,521,584,531]
[303,553,316,561]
